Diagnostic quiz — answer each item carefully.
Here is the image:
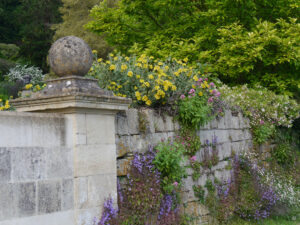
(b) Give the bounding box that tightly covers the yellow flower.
[183,57,188,62]
[174,72,179,77]
[25,84,33,90]
[125,56,130,61]
[148,74,154,79]
[127,71,133,77]
[122,94,127,97]
[135,91,141,100]
[106,60,111,64]
[171,85,177,91]
[149,56,154,60]
[164,66,169,71]
[157,90,165,98]
[193,75,198,81]
[113,56,118,61]
[139,79,145,83]
[110,81,116,85]
[136,75,141,79]
[118,85,122,89]
[92,50,98,54]
[97,58,103,62]
[142,95,148,102]
[154,85,160,90]
[134,86,138,90]
[145,82,150,87]
[121,64,128,71]
[146,100,152,106]
[109,53,114,57]
[35,85,41,91]
[201,83,206,88]
[109,64,116,71]
[198,91,203,97]
[154,94,160,100]
[158,62,163,66]
[42,84,47,88]
[149,65,153,69]
[135,63,142,67]
[0,99,2,102]
[143,64,148,69]
[192,84,196,89]
[209,90,213,94]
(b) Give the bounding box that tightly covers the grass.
[228,217,300,225]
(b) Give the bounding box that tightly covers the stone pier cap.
[11,76,132,113]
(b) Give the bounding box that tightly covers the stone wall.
[115,108,253,223]
[0,112,73,225]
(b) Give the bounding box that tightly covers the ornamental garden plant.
[87,53,300,225]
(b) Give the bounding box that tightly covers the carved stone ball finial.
[49,36,93,77]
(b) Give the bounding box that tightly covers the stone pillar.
[11,36,131,225]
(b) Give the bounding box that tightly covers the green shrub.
[252,123,276,144]
[153,140,187,194]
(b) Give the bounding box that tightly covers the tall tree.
[87,0,300,96]
[15,0,62,71]
[53,0,112,59]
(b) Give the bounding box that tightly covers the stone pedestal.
[11,76,131,225]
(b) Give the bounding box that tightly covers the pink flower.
[190,156,197,162]
[215,91,221,97]
[188,89,195,94]
[173,181,178,187]
[204,78,208,81]
[208,97,213,103]
[198,78,203,82]
[210,82,215,86]
[260,120,264,125]
[180,94,185,99]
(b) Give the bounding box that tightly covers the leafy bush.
[220,85,299,128]
[177,80,222,129]
[252,123,276,144]
[153,140,187,194]
[5,64,44,85]
[87,53,213,108]
[87,0,300,95]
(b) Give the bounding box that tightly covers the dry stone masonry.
[115,108,252,224]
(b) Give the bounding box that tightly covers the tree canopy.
[87,0,300,96]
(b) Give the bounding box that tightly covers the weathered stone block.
[116,135,131,158]
[75,206,101,225]
[74,177,88,209]
[88,174,117,208]
[139,108,155,133]
[74,144,116,177]
[244,129,252,140]
[11,147,46,181]
[62,179,74,211]
[211,160,229,172]
[129,134,153,153]
[214,169,231,182]
[217,142,232,160]
[38,180,61,214]
[126,109,139,135]
[86,114,115,145]
[197,174,207,186]
[228,130,244,142]
[117,157,133,176]
[0,148,11,182]
[115,112,129,135]
[15,182,36,217]
[46,147,73,179]
[164,115,174,132]
[181,176,196,203]
[153,114,164,132]
[0,183,16,220]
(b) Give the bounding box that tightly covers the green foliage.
[87,0,300,95]
[153,140,186,194]
[177,126,201,156]
[193,185,205,203]
[53,0,112,59]
[205,20,300,96]
[252,123,276,145]
[87,53,212,108]
[220,85,300,128]
[178,93,212,130]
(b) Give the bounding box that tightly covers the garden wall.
[0,112,73,225]
[115,108,253,224]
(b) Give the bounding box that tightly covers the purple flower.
[180,94,185,99]
[210,82,215,86]
[208,97,213,103]
[99,197,117,225]
[190,155,197,162]
[188,88,195,94]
